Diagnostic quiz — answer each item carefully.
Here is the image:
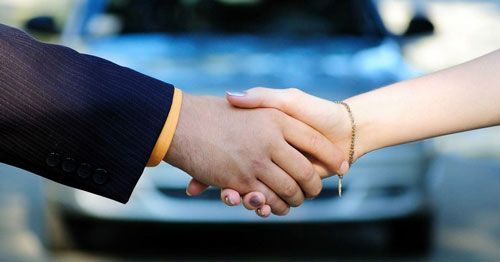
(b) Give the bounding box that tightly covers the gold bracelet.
[334,101,356,166]
[334,101,356,197]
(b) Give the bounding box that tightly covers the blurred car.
[31,0,435,253]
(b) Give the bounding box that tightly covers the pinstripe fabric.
[0,24,175,203]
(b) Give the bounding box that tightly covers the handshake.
[164,87,360,218]
[1,24,496,219]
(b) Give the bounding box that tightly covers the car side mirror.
[403,14,434,36]
[24,16,59,34]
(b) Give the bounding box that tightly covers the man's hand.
[164,94,346,215]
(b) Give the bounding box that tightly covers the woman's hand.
[190,49,500,217]
[227,87,363,162]
[186,88,359,217]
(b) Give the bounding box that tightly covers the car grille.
[157,187,347,201]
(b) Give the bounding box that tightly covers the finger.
[312,161,332,179]
[257,162,305,208]
[226,87,333,132]
[305,153,335,179]
[240,193,273,218]
[186,179,210,196]
[256,205,271,218]
[221,188,242,206]
[272,142,322,198]
[242,192,266,210]
[246,182,290,216]
[281,115,347,175]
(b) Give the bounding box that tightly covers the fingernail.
[338,161,349,176]
[225,196,233,206]
[226,91,247,97]
[186,189,192,197]
[249,196,261,207]
[257,208,268,218]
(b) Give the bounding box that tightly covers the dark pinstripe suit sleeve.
[0,24,175,203]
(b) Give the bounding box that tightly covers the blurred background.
[0,0,499,261]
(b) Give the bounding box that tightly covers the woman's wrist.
[326,100,362,164]
[343,94,377,162]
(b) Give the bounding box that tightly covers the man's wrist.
[163,92,194,170]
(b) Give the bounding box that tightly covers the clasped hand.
[165,88,356,217]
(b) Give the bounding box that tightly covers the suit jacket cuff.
[147,88,183,166]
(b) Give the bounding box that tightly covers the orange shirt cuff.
[147,88,183,167]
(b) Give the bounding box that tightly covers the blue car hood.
[84,34,416,100]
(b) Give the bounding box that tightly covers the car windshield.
[106,0,376,37]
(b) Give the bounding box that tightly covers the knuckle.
[289,195,304,208]
[271,204,288,216]
[281,88,302,110]
[308,133,323,152]
[282,182,299,199]
[248,157,269,176]
[308,181,323,198]
[298,163,315,182]
[286,87,303,96]
[264,192,278,205]
[240,177,255,189]
[287,88,304,102]
[274,206,290,216]
[236,172,255,189]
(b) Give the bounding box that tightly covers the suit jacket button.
[77,163,92,179]
[62,158,77,173]
[46,153,60,167]
[93,169,108,185]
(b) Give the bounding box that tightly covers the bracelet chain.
[334,101,356,166]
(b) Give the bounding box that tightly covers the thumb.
[227,87,345,178]
[186,179,210,196]
[226,87,287,109]
[226,87,334,131]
